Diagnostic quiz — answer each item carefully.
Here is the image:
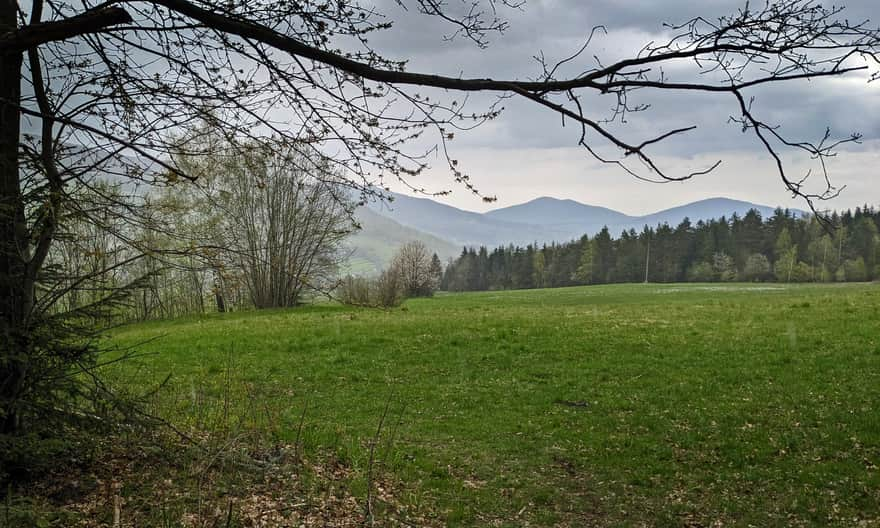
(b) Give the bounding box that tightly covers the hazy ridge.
[346,193,806,273]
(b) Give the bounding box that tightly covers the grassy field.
[86,283,880,526]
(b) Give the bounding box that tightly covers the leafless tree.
[392,240,437,297]
[175,138,354,309]
[1,0,879,434]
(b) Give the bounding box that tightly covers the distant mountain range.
[346,193,806,273]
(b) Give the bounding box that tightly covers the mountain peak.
[368,193,806,248]
[486,196,634,228]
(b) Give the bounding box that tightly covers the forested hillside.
[441,207,880,291]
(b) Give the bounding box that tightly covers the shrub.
[742,253,772,281]
[686,261,715,282]
[790,261,814,282]
[843,258,867,281]
[374,266,405,308]
[336,268,405,308]
[337,275,372,306]
[712,252,737,282]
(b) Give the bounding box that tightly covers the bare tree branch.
[0,6,130,51]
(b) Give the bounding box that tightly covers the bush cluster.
[337,267,406,308]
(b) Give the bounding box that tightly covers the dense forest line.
[440,207,880,291]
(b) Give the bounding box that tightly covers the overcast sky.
[363,0,880,215]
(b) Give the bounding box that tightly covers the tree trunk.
[0,0,27,435]
[213,272,226,313]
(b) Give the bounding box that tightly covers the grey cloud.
[426,73,880,160]
[364,0,880,161]
[360,1,880,211]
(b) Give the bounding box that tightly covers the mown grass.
[99,282,880,526]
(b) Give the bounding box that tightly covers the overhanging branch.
[147,0,876,94]
[0,6,131,52]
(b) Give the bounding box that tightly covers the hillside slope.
[343,207,459,275]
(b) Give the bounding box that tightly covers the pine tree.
[429,253,443,290]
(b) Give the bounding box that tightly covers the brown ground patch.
[10,431,435,528]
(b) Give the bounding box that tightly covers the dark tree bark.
[213,272,226,313]
[0,6,130,52]
[0,0,27,435]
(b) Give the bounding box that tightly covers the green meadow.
[99,282,880,526]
